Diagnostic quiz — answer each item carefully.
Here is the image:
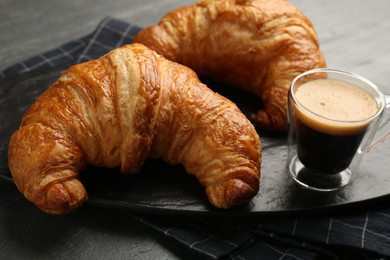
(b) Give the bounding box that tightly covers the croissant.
[8,43,261,214]
[134,0,326,132]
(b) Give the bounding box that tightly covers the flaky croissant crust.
[134,0,326,132]
[8,43,261,214]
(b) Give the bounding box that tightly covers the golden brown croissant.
[134,0,326,132]
[8,43,261,214]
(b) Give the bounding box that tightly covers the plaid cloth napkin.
[2,17,390,259]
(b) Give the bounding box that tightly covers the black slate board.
[1,68,390,216]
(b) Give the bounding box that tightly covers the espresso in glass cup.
[288,69,390,191]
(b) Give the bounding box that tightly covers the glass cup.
[287,68,390,191]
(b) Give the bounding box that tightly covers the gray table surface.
[1,0,390,259]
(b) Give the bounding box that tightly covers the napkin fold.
[2,17,390,259]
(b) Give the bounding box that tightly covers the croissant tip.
[222,178,259,208]
[43,180,87,214]
[252,111,288,132]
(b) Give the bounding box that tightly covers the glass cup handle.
[368,94,390,152]
[386,95,390,108]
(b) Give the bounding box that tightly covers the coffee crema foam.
[294,79,379,135]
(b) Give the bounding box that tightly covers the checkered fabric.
[0,17,140,77]
[1,17,390,259]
